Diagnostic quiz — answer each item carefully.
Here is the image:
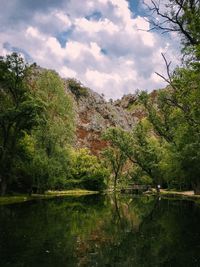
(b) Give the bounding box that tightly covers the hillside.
[64,79,138,154]
[27,65,145,155]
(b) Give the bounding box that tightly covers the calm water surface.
[0,194,200,267]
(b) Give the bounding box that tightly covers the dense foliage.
[69,148,108,191]
[1,0,199,195]
[102,0,200,193]
[0,53,42,195]
[0,54,106,195]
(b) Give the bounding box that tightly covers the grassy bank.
[145,189,200,203]
[0,189,99,205]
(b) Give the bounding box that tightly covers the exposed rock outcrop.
[29,66,145,155]
[114,93,147,123]
[114,94,137,109]
[64,81,135,155]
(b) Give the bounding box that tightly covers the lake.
[0,194,200,267]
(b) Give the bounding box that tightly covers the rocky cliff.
[30,66,144,155]
[64,79,137,155]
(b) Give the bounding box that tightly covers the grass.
[0,195,31,205]
[2,188,199,206]
[160,189,200,196]
[146,189,200,202]
[0,189,99,205]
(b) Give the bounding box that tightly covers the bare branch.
[155,72,170,84]
[146,0,199,45]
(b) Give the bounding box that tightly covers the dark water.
[0,194,200,267]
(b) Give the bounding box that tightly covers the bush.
[67,78,89,99]
[70,149,108,191]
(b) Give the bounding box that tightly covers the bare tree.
[145,0,200,46]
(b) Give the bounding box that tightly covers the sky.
[0,0,180,100]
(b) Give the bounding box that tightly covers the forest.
[0,0,200,196]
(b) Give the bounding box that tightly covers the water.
[0,194,200,267]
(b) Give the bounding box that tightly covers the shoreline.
[146,189,200,202]
[0,189,99,205]
[1,189,200,206]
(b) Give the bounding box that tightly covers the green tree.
[26,69,75,193]
[102,128,128,189]
[140,0,200,193]
[31,69,75,152]
[139,73,200,192]
[102,125,162,187]
[0,53,42,195]
[70,148,108,191]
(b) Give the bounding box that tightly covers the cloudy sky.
[0,0,180,99]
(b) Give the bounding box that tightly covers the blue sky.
[0,0,179,99]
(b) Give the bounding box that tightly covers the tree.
[26,69,75,193]
[102,129,128,189]
[141,0,200,193]
[102,126,162,187]
[31,69,75,151]
[70,149,108,191]
[0,55,76,195]
[146,0,200,47]
[139,68,200,192]
[0,53,42,195]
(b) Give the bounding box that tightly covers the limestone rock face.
[30,67,164,157]
[114,93,147,124]
[114,94,137,109]
[29,66,142,155]
[64,83,135,155]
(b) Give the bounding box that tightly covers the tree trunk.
[0,177,7,196]
[114,175,117,190]
[193,181,200,195]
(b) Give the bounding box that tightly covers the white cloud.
[65,41,104,61]
[54,11,71,27]
[26,27,42,39]
[86,69,117,88]
[47,37,65,57]
[60,66,77,78]
[133,17,155,46]
[0,0,180,100]
[75,18,118,34]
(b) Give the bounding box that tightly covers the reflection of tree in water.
[75,194,157,266]
[0,195,107,267]
[1,195,157,267]
[75,197,200,267]
[1,195,200,267]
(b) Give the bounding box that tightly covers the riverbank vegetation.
[0,189,98,205]
[102,0,200,194]
[0,0,199,196]
[0,54,108,195]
